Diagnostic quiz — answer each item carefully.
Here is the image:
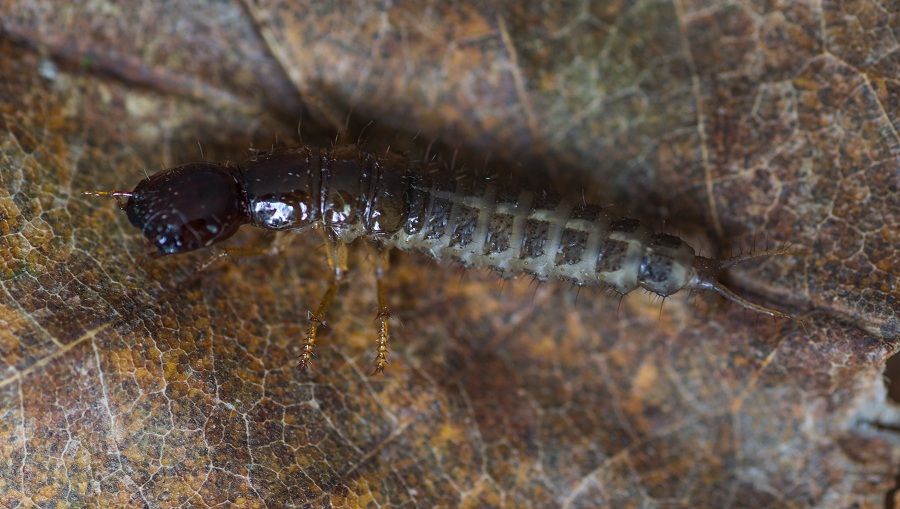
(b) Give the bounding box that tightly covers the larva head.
[123,163,249,255]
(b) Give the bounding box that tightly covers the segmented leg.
[372,246,392,374]
[194,232,294,271]
[299,230,348,370]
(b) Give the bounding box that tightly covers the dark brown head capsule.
[124,162,249,255]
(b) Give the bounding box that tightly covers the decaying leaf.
[1,1,898,507]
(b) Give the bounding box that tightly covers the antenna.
[82,190,133,208]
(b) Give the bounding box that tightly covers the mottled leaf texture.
[0,1,898,508]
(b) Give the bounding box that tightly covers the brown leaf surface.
[1,1,899,507]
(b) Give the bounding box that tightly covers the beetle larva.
[86,145,795,373]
